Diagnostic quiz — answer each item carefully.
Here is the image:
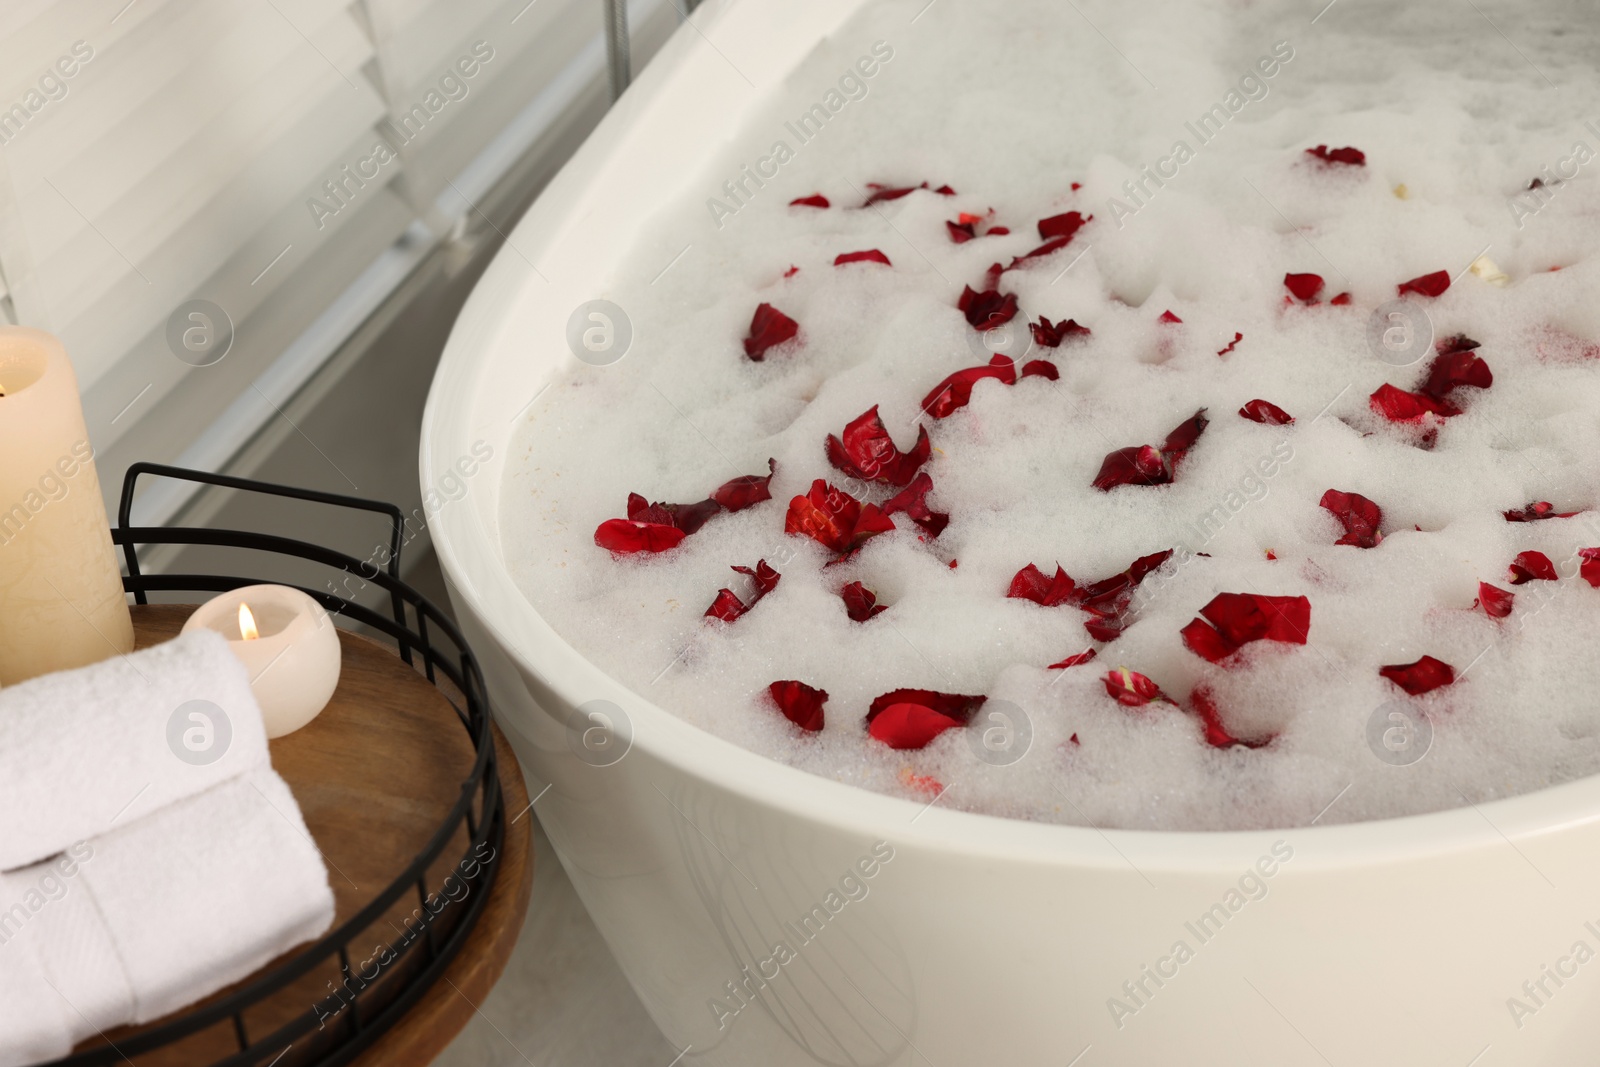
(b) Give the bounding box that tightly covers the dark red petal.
[733,559,782,597]
[1159,310,1183,324]
[883,472,949,538]
[1421,350,1493,400]
[1084,612,1126,643]
[1216,332,1244,357]
[744,303,799,360]
[1049,648,1098,670]
[1008,563,1077,607]
[783,265,800,278]
[835,249,892,267]
[933,185,956,196]
[1103,668,1171,707]
[1578,548,1600,587]
[1093,445,1168,491]
[1320,489,1383,548]
[988,226,1010,235]
[1076,549,1174,609]
[958,285,1020,330]
[1503,502,1579,523]
[713,458,777,511]
[946,220,976,243]
[1397,271,1451,299]
[866,689,984,750]
[1508,551,1558,585]
[790,194,830,209]
[1020,359,1059,381]
[841,581,888,621]
[1437,334,1482,356]
[1161,409,1209,463]
[920,354,1019,419]
[1380,655,1455,695]
[1189,686,1273,749]
[1030,316,1091,347]
[1037,210,1091,242]
[1199,593,1311,646]
[1284,273,1325,303]
[594,519,687,554]
[1306,145,1366,166]
[1330,292,1353,306]
[667,499,723,535]
[768,680,827,732]
[1476,582,1515,619]
[705,589,748,622]
[1369,383,1453,422]
[862,182,926,205]
[825,406,931,486]
[1239,399,1294,425]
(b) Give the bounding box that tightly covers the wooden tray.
[69,605,533,1067]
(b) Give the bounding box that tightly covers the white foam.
[499,0,1600,829]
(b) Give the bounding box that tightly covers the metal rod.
[604,0,631,101]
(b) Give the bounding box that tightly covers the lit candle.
[180,584,342,738]
[0,327,134,685]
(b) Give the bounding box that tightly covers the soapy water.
[502,0,1600,829]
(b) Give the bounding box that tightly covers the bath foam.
[501,0,1600,830]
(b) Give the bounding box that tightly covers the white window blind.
[0,0,671,522]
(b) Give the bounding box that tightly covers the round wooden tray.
[70,605,534,1067]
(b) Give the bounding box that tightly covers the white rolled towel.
[0,769,336,1065]
[0,630,269,873]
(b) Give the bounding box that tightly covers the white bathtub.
[421,2,1600,1062]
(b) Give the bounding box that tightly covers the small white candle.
[181,584,342,738]
[0,327,134,685]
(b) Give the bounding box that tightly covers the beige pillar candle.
[0,326,134,685]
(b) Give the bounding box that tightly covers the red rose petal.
[1093,411,1208,491]
[785,479,896,554]
[946,220,976,244]
[1049,648,1098,670]
[1239,399,1294,425]
[1216,332,1244,357]
[841,581,888,621]
[1030,316,1091,347]
[1320,489,1383,548]
[712,458,776,511]
[768,680,827,732]
[1369,383,1453,422]
[1181,593,1311,662]
[1379,655,1455,695]
[1103,667,1172,707]
[1161,409,1210,464]
[835,249,892,267]
[1397,271,1451,299]
[866,689,984,749]
[1159,310,1183,324]
[1020,359,1060,381]
[790,194,830,209]
[1508,551,1557,585]
[826,406,931,487]
[1330,292,1353,306]
[958,285,1021,330]
[1476,582,1515,619]
[1284,273,1325,303]
[1504,502,1579,523]
[1037,211,1091,242]
[1578,548,1600,587]
[920,354,1019,419]
[883,472,949,538]
[1189,686,1274,749]
[704,560,781,622]
[1421,349,1492,400]
[862,182,954,206]
[1306,145,1366,166]
[594,519,687,554]
[1008,563,1077,607]
[744,303,800,360]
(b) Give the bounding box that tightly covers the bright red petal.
[1008,563,1077,607]
[825,406,930,486]
[1093,445,1168,491]
[1103,667,1171,707]
[1320,489,1383,548]
[1159,310,1183,324]
[1020,359,1060,381]
[768,680,827,732]
[790,194,830,209]
[1380,655,1455,695]
[1217,332,1244,357]
[1049,648,1098,670]
[1422,350,1492,400]
[1239,399,1294,425]
[1370,383,1453,422]
[840,581,888,621]
[1579,548,1600,587]
[1508,551,1557,584]
[1189,686,1273,749]
[744,303,800,360]
[1306,145,1366,166]
[835,249,892,267]
[712,458,776,511]
[1037,211,1091,242]
[1030,317,1091,347]
[1476,582,1515,619]
[920,354,1019,419]
[1397,271,1451,298]
[866,689,984,749]
[594,519,687,554]
[1504,502,1578,523]
[1284,273,1325,303]
[883,472,949,538]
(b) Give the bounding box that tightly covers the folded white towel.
[0,630,269,873]
[0,769,335,1065]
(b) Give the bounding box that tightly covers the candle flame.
[239,602,260,641]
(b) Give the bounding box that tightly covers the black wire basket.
[46,463,506,1067]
